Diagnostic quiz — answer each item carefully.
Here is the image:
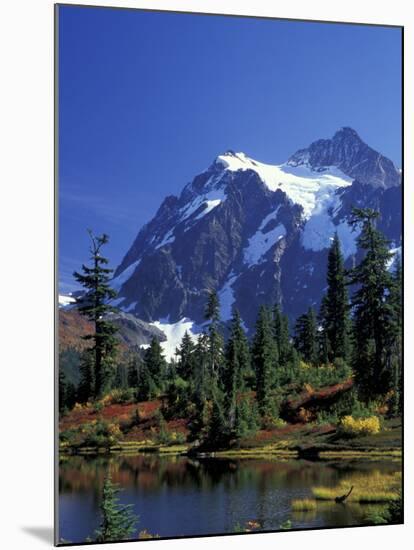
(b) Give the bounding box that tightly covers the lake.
[58,454,399,543]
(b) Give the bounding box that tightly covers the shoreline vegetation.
[59,400,402,459]
[59,399,402,460]
[60,446,402,460]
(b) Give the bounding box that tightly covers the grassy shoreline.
[59,441,401,460]
[59,406,402,460]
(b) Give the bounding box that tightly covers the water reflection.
[59,454,399,544]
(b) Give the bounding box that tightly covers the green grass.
[291,499,317,512]
[214,444,297,459]
[157,444,188,454]
[319,449,402,460]
[312,471,401,504]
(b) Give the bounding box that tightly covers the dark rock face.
[116,169,296,325]
[334,181,402,245]
[112,128,402,332]
[287,127,401,189]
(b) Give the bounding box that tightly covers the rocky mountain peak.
[333,126,362,141]
[287,127,400,189]
[214,150,252,170]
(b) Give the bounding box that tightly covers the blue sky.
[58,5,402,292]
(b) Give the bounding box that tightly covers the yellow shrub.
[107,423,122,438]
[100,394,112,406]
[297,407,313,423]
[339,415,380,436]
[303,383,314,394]
[138,530,160,539]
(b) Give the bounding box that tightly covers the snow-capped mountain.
[111,127,402,343]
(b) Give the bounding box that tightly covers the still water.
[59,454,399,543]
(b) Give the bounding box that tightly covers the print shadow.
[22,526,54,544]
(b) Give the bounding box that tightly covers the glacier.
[150,318,199,362]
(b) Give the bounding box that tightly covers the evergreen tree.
[143,337,167,389]
[114,363,128,389]
[190,333,210,438]
[193,332,210,399]
[223,310,251,431]
[95,472,138,542]
[127,355,140,389]
[136,363,157,401]
[204,290,224,379]
[205,288,220,323]
[176,331,195,380]
[294,307,318,365]
[164,376,190,419]
[67,382,77,410]
[348,208,394,398]
[317,309,330,365]
[386,257,402,414]
[252,306,279,418]
[320,233,351,362]
[59,369,76,412]
[235,395,259,439]
[77,349,95,403]
[73,231,118,399]
[59,369,68,413]
[206,383,227,447]
[273,305,292,366]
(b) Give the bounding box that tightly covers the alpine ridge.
[111,128,402,345]
[287,127,400,189]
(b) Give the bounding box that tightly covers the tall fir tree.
[176,331,195,380]
[143,337,167,390]
[95,472,138,542]
[114,363,128,389]
[205,288,220,323]
[164,376,190,419]
[136,363,157,401]
[73,231,118,399]
[273,304,292,366]
[317,309,330,365]
[320,233,351,363]
[59,369,76,412]
[234,394,259,439]
[59,369,68,413]
[127,355,140,389]
[190,333,210,438]
[193,332,210,399]
[204,289,224,379]
[77,348,95,403]
[206,382,227,447]
[348,208,394,398]
[294,307,318,365]
[386,256,403,414]
[252,305,279,418]
[223,310,251,431]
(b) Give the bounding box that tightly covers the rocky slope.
[59,309,165,353]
